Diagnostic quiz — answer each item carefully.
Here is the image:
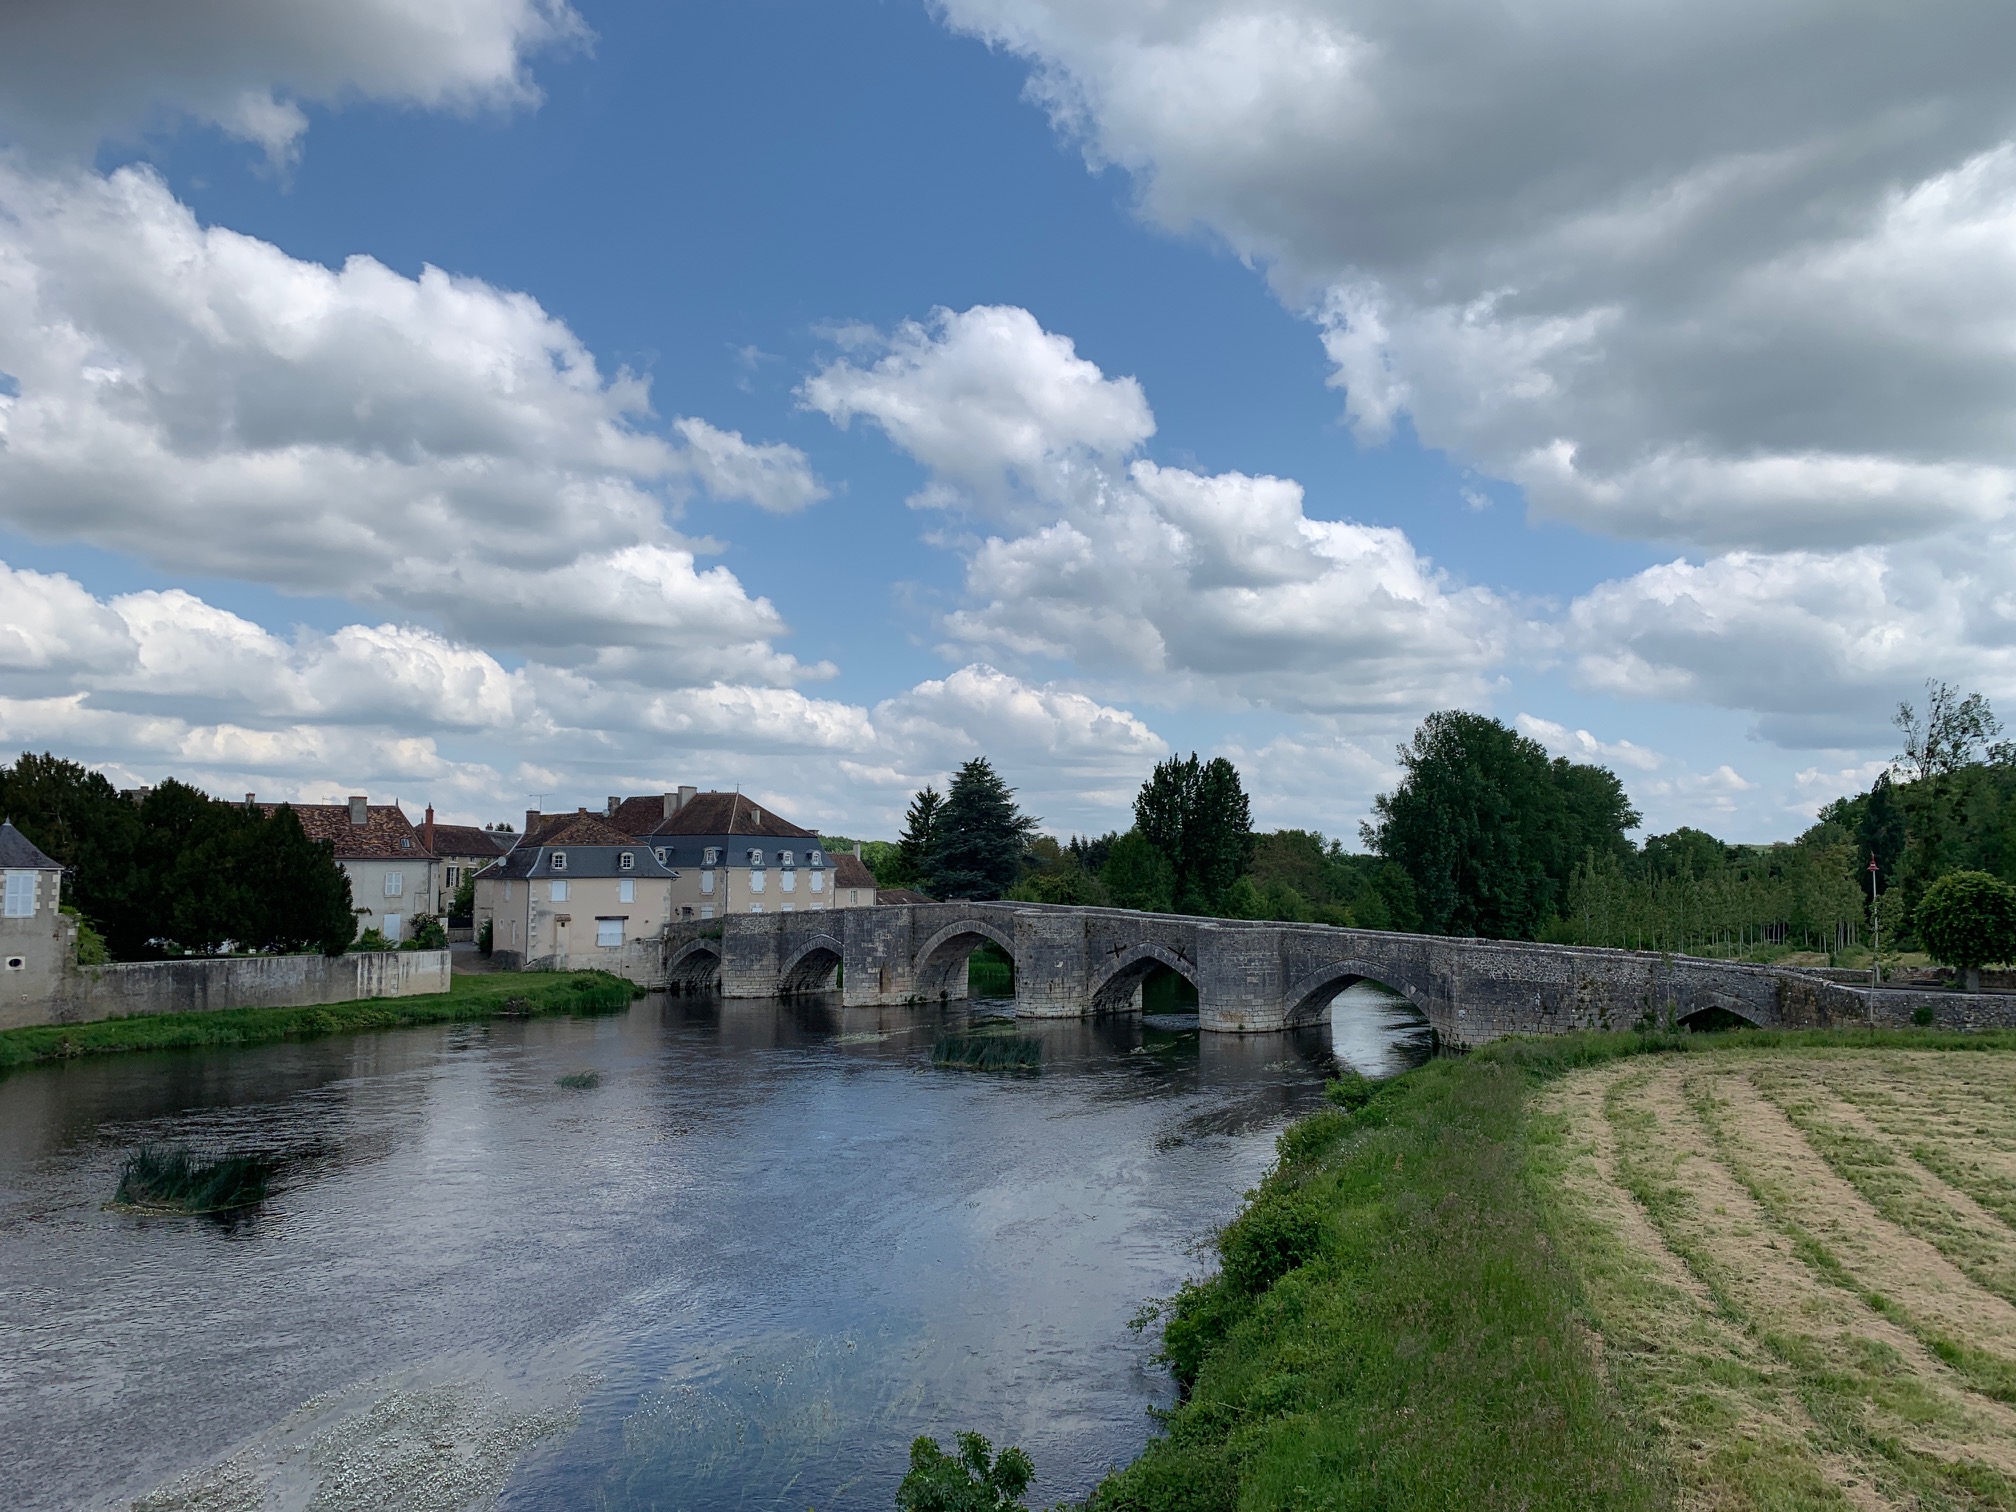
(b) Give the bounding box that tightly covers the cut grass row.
[0,970,640,1073]
[1088,1026,2016,1512]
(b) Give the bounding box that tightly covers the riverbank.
[0,970,638,1072]
[1091,1027,2016,1511]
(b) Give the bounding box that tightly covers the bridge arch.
[667,937,722,994]
[1674,991,1769,1032]
[778,934,844,996]
[1282,959,1437,1031]
[1090,943,1197,1015]
[913,918,1017,1000]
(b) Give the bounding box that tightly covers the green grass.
[0,970,642,1073]
[114,1146,274,1213]
[932,1026,1042,1073]
[968,943,1015,998]
[1086,1026,2016,1512]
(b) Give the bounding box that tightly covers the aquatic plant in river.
[114,1146,273,1213]
[931,1028,1040,1073]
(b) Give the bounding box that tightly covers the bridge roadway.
[656,901,2016,1044]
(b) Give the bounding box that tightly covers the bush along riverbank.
[0,970,641,1072]
[1088,1026,2016,1512]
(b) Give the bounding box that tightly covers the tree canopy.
[1914,870,2016,990]
[923,759,1037,900]
[1363,711,1639,939]
[0,753,356,957]
[1133,753,1254,914]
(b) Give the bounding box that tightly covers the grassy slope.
[1089,1028,2016,1512]
[0,969,638,1072]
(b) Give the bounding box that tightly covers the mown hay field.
[1537,1048,2016,1510]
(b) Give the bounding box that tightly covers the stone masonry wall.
[4,949,452,1031]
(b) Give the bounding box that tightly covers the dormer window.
[810,849,823,867]
[748,849,763,867]
[780,850,795,868]
[654,848,669,865]
[619,851,635,871]
[551,851,567,872]
[703,846,720,866]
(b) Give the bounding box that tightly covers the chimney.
[607,796,620,816]
[678,784,697,810]
[423,805,436,854]
[662,792,677,818]
[854,842,863,859]
[348,795,368,827]
[525,808,540,836]
[245,793,256,806]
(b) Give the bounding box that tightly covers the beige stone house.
[260,796,439,944]
[418,810,513,916]
[601,790,846,918]
[1,821,75,1025]
[475,811,677,981]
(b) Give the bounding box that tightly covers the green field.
[0,970,638,1073]
[1091,1028,2016,1512]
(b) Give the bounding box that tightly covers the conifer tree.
[925,759,1037,900]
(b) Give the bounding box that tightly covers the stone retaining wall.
[5,950,452,1031]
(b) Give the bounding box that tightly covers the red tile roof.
[876,887,934,905]
[649,791,816,839]
[607,795,677,837]
[262,802,434,860]
[832,852,878,890]
[428,824,512,859]
[522,810,641,847]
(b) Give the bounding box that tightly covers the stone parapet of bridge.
[653,903,2016,1043]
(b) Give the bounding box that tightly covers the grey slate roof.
[486,841,679,881]
[0,820,60,870]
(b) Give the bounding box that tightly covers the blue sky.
[2,0,2012,842]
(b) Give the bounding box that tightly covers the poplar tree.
[1132,754,1253,914]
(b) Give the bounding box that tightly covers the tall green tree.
[1915,870,2016,992]
[1133,754,1254,913]
[925,759,1037,900]
[1100,831,1176,912]
[1364,712,1640,939]
[891,786,943,889]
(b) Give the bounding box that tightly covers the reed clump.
[114,1146,274,1213]
[555,1071,601,1089]
[932,1027,1041,1073]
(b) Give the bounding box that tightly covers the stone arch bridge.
[658,901,1902,1044]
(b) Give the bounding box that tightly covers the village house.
[416,808,514,917]
[258,796,439,944]
[601,789,870,918]
[474,810,677,981]
[1,820,75,1023]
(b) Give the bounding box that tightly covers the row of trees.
[0,753,356,958]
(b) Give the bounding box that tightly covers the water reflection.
[0,991,1428,1512]
[1329,980,1436,1078]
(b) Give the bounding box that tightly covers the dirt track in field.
[1538,1049,2016,1510]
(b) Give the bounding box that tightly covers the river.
[0,985,1431,1511]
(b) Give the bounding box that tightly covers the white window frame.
[700,870,715,895]
[619,878,635,904]
[750,902,763,914]
[704,846,720,866]
[382,913,402,940]
[699,904,715,920]
[749,868,766,895]
[748,848,763,867]
[550,880,569,902]
[619,851,635,871]
[780,869,796,893]
[596,918,624,948]
[810,871,825,893]
[810,849,823,867]
[383,870,404,898]
[3,871,35,918]
[550,851,567,872]
[654,847,669,865]
[780,850,795,868]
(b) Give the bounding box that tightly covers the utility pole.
[1869,854,1881,993]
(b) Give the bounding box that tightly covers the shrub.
[896,1433,1034,1512]
[1915,870,2016,991]
[402,913,447,950]
[352,927,390,953]
[1219,1189,1326,1295]
[477,917,493,955]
